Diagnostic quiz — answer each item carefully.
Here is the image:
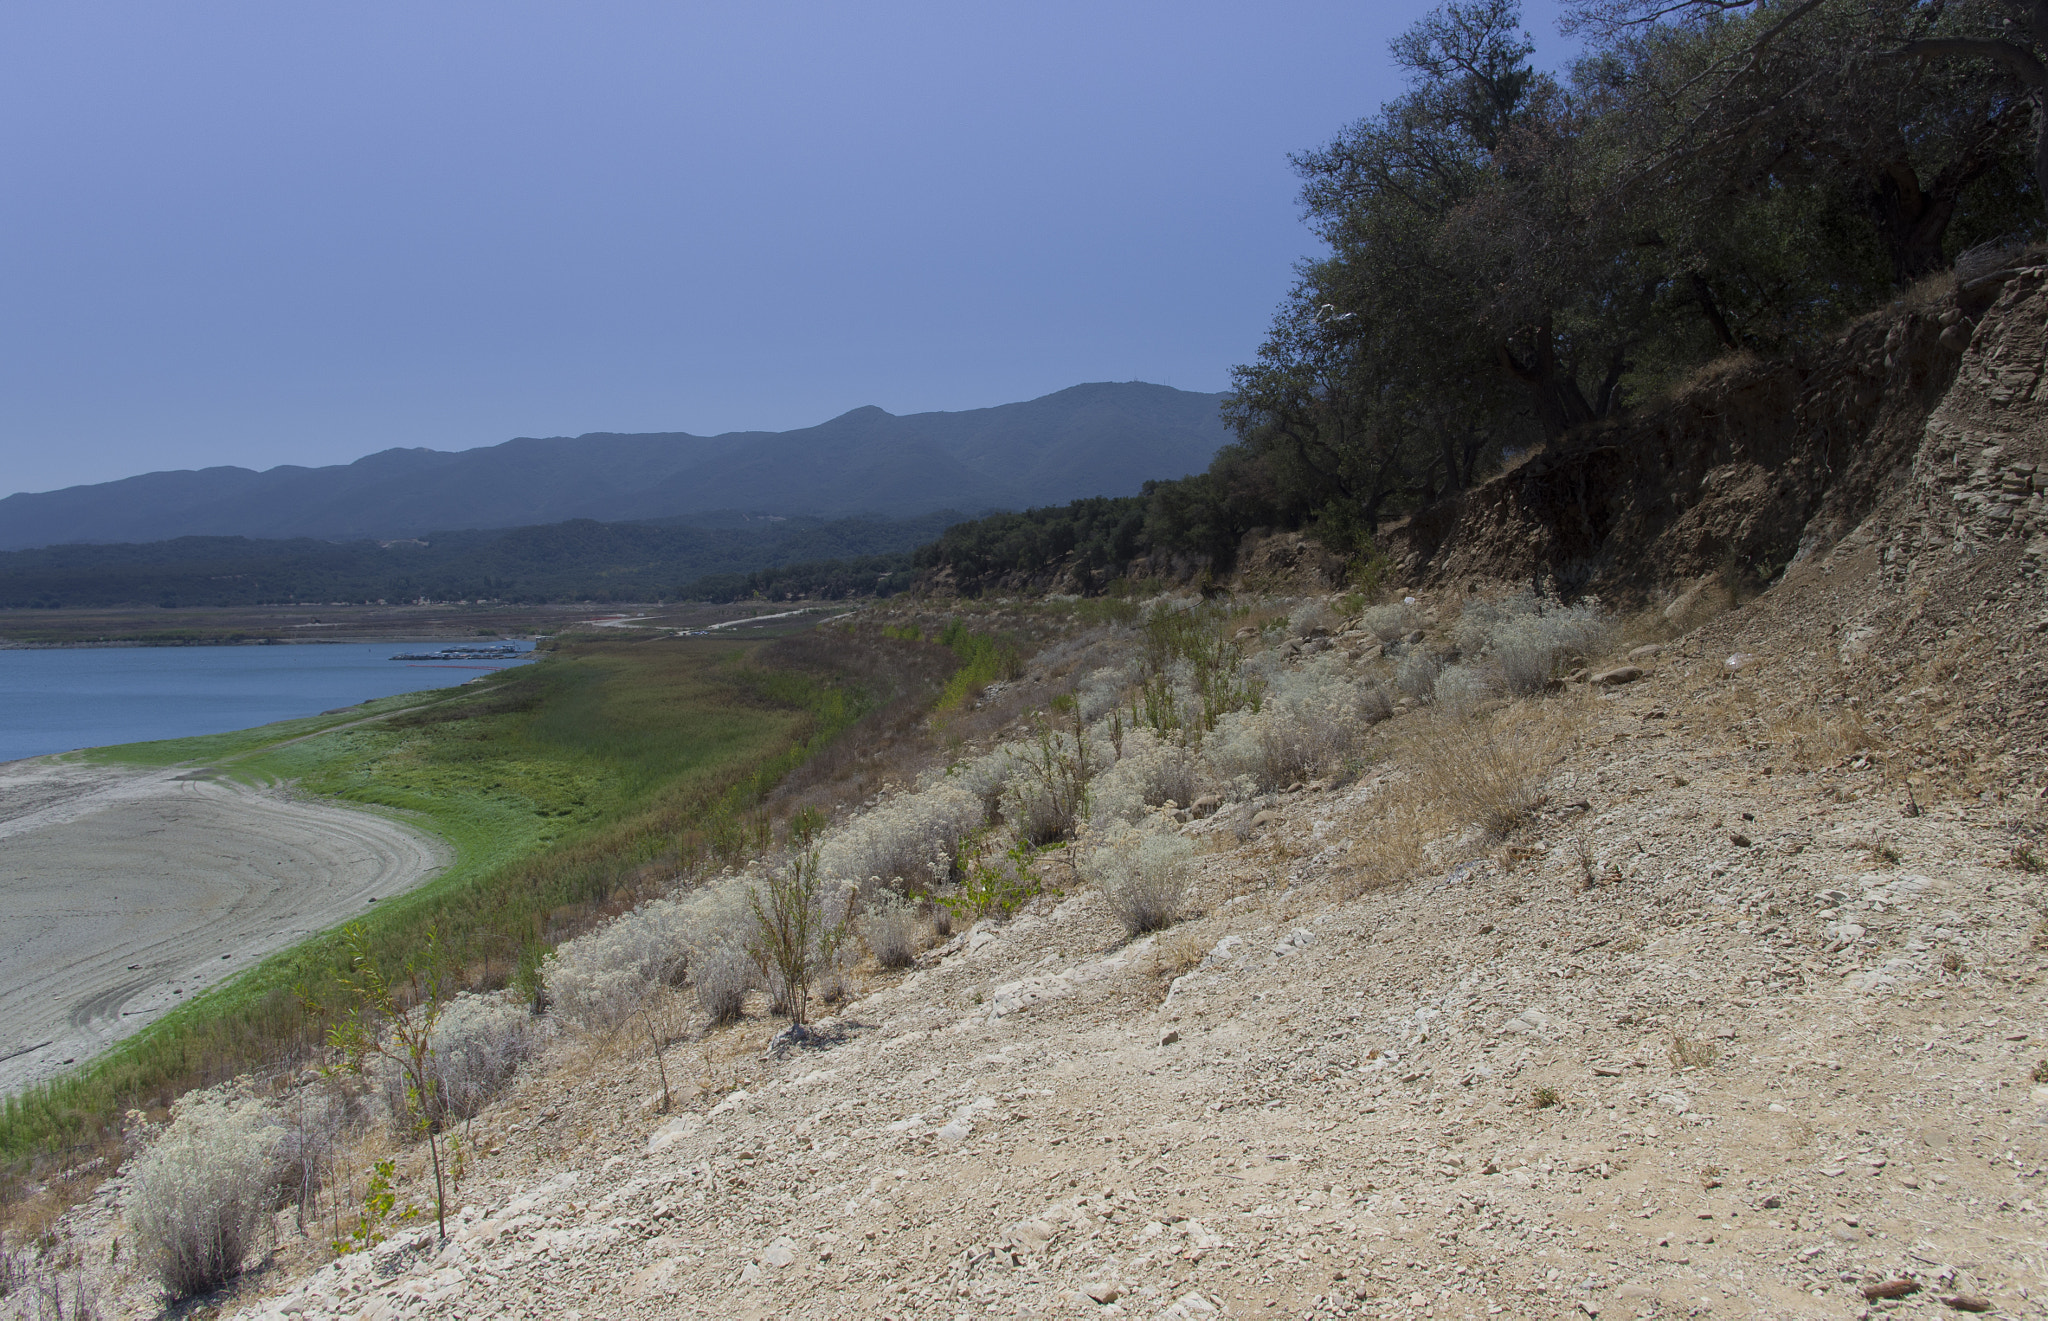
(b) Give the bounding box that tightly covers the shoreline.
[0,755,450,1095]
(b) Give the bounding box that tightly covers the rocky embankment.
[29,270,2048,1321]
[42,625,2048,1320]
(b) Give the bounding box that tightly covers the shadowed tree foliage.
[911,0,2038,594]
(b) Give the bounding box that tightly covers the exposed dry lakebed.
[0,757,447,1093]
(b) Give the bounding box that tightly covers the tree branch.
[1893,37,2048,90]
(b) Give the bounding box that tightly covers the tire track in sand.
[0,764,448,1094]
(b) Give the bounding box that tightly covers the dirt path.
[0,759,448,1094]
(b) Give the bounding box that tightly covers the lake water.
[0,642,535,763]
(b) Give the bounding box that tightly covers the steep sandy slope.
[27,271,2048,1321]
[184,654,2048,1321]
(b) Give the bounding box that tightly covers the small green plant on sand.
[747,823,846,1028]
[941,829,1046,924]
[332,1158,416,1255]
[318,925,457,1241]
[1530,1085,1560,1109]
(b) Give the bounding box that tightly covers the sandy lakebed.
[0,756,448,1094]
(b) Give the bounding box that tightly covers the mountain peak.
[0,384,1229,549]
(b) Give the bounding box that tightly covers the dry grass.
[1407,704,1577,843]
[1670,1034,1719,1070]
[1770,706,1885,771]
[1339,791,1453,896]
[1149,929,1210,983]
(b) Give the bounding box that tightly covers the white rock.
[645,1116,701,1156]
[760,1235,799,1267]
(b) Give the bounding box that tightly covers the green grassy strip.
[931,618,1022,711]
[1,637,870,1169]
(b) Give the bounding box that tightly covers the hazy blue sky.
[0,2,1578,496]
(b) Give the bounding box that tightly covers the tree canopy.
[916,0,2038,593]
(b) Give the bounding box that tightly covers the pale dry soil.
[42,640,2027,1321]
[0,757,447,1094]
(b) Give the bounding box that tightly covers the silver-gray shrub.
[542,896,694,1030]
[1206,660,1390,791]
[1287,599,1338,635]
[1088,727,1204,827]
[1455,592,1616,695]
[1360,602,1421,643]
[1080,826,1196,935]
[817,784,982,891]
[368,990,546,1128]
[427,992,543,1119]
[679,876,758,1022]
[1395,648,1443,702]
[1432,662,1497,713]
[1075,664,1135,721]
[125,1087,282,1299]
[943,745,1022,820]
[859,889,924,967]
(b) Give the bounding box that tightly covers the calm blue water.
[0,642,535,763]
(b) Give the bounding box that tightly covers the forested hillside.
[0,512,945,609]
[915,0,2041,594]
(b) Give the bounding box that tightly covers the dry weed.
[1569,833,1597,887]
[1150,928,1210,982]
[1771,706,1885,770]
[1407,705,1575,842]
[1338,781,1454,896]
[1670,1034,1719,1070]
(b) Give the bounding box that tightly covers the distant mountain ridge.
[0,382,1229,551]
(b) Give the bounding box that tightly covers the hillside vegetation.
[0,512,944,611]
[0,627,954,1180]
[916,0,2041,597]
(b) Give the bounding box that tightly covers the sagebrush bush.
[1088,727,1205,826]
[1081,827,1195,935]
[1207,661,1387,790]
[1395,648,1443,702]
[1075,664,1135,720]
[542,896,694,1030]
[367,989,542,1129]
[126,1089,282,1299]
[1361,602,1421,643]
[1432,662,1496,712]
[681,878,757,1022]
[943,745,1021,820]
[859,890,924,967]
[819,784,982,890]
[1288,599,1337,635]
[426,992,544,1119]
[692,943,753,1022]
[1454,592,1615,695]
